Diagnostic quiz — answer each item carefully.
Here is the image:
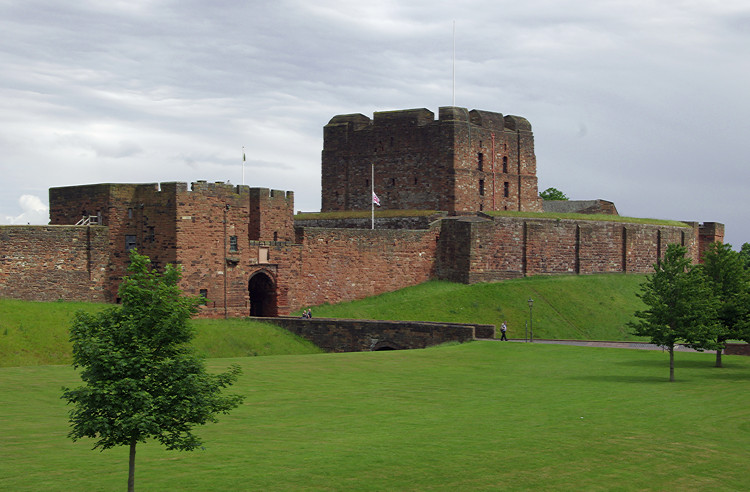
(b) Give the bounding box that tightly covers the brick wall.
[287,225,440,309]
[0,226,109,302]
[435,215,698,284]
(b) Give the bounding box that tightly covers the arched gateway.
[248,271,277,317]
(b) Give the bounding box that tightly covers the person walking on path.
[500,321,508,341]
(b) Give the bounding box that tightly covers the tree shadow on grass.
[615,358,715,369]
[569,374,669,384]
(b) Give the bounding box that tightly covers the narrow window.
[479,179,485,196]
[125,235,137,251]
[127,208,133,219]
[229,235,238,252]
[365,179,369,188]
[502,156,508,173]
[199,289,208,305]
[273,231,278,242]
[391,178,396,186]
[504,182,509,197]
[478,152,484,171]
[414,177,418,185]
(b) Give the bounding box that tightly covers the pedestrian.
[500,321,508,341]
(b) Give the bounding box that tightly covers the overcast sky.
[2,0,748,247]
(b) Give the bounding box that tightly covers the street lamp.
[527,298,534,343]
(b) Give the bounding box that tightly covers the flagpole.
[452,20,456,107]
[242,146,245,186]
[370,162,375,229]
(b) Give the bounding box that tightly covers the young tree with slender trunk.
[62,250,244,492]
[700,242,750,367]
[629,244,720,381]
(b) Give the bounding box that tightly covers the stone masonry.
[0,107,725,318]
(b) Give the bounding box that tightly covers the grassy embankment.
[2,342,749,491]
[1,273,646,366]
[304,274,649,341]
[0,298,322,367]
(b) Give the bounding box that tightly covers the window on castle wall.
[504,182,509,198]
[479,180,485,196]
[273,231,278,242]
[365,179,369,188]
[478,152,484,171]
[229,235,238,252]
[199,289,208,305]
[502,156,508,173]
[391,178,395,186]
[414,177,418,185]
[127,208,133,219]
[125,235,136,251]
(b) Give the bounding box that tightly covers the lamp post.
[527,298,534,343]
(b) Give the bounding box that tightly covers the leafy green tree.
[629,244,720,381]
[739,242,750,270]
[62,250,244,492]
[539,187,569,201]
[700,242,750,367]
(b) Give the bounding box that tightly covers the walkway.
[498,339,702,352]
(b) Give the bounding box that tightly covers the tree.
[539,187,569,201]
[62,250,244,492]
[700,242,750,367]
[628,244,720,381]
[739,242,750,270]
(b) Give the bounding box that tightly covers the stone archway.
[371,340,402,351]
[248,271,277,317]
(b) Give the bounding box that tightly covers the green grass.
[295,209,441,220]
[306,274,650,341]
[485,209,689,227]
[2,342,749,491]
[0,299,321,367]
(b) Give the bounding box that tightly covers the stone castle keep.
[0,107,724,318]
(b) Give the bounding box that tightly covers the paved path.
[490,339,703,352]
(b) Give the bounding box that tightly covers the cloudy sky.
[2,0,748,246]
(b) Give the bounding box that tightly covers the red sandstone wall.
[436,216,700,283]
[288,226,440,310]
[321,107,541,214]
[0,226,109,302]
[248,188,294,241]
[50,182,181,300]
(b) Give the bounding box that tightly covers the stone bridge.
[252,316,496,352]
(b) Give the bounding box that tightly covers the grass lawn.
[2,342,749,491]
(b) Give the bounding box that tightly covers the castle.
[0,107,724,317]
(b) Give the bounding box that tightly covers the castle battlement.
[0,106,725,321]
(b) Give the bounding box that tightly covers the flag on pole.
[372,192,381,207]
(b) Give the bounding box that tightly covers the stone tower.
[321,106,542,213]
